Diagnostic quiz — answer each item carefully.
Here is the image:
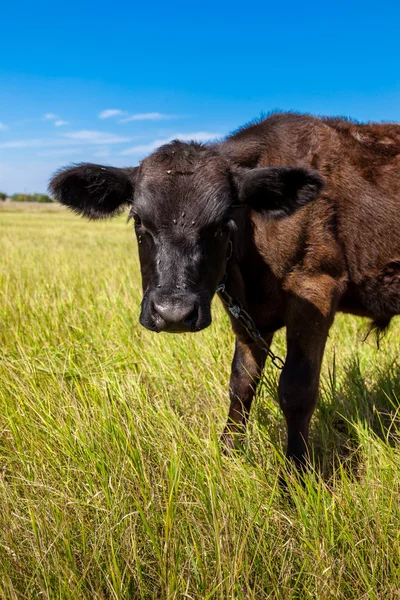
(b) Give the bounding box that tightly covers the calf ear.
[237,166,325,217]
[48,163,138,219]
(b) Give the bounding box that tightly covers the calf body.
[50,112,400,466]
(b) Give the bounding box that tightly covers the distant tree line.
[0,192,54,203]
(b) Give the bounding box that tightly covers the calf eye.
[215,219,234,236]
[220,221,231,232]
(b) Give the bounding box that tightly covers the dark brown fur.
[219,113,400,463]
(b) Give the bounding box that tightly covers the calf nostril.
[184,307,198,326]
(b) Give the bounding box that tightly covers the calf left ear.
[237,166,325,217]
[49,163,138,219]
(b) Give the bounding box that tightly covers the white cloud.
[0,122,8,131]
[64,130,132,144]
[37,148,83,157]
[99,109,126,119]
[120,139,167,155]
[120,131,222,155]
[0,139,49,149]
[93,148,111,158]
[0,130,133,150]
[43,114,69,126]
[119,112,175,123]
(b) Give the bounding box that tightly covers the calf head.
[49,141,324,333]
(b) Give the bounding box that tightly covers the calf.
[50,112,400,467]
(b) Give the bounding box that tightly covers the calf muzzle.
[152,299,199,332]
[140,288,212,333]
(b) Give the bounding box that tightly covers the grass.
[1,202,400,599]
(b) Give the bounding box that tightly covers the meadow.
[0,202,400,599]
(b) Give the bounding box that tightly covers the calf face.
[133,145,234,333]
[50,141,324,333]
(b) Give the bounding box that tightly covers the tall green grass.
[1,203,400,598]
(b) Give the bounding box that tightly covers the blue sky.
[1,0,399,194]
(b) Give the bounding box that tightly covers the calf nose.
[153,300,198,330]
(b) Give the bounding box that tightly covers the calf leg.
[220,336,271,451]
[279,300,334,468]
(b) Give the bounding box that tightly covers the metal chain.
[217,241,285,370]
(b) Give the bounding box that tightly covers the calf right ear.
[49,163,138,219]
[237,166,325,218]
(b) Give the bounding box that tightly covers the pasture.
[0,202,400,599]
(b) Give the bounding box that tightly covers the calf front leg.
[279,299,335,468]
[220,335,271,451]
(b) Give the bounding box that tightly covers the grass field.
[1,202,400,599]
